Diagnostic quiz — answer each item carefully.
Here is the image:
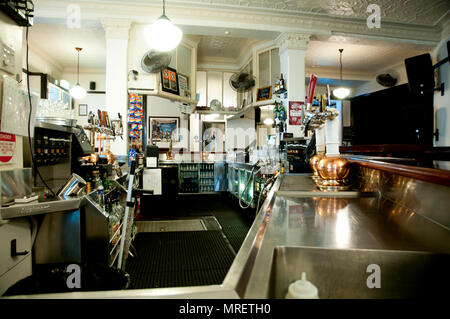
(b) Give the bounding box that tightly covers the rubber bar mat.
[125,231,235,289]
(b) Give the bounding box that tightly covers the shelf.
[225,99,278,120]
[128,89,198,106]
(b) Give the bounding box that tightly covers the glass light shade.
[264,118,274,125]
[333,87,350,99]
[70,84,86,99]
[144,16,183,52]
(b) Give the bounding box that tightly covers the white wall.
[353,63,408,97]
[432,36,450,147]
[61,71,106,128]
[225,111,256,151]
[61,71,106,92]
[24,44,63,81]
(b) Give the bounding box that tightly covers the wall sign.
[0,132,16,164]
[177,73,190,98]
[256,86,272,102]
[289,101,304,126]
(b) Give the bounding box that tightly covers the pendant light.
[69,47,87,99]
[144,0,182,52]
[264,118,274,125]
[333,49,350,99]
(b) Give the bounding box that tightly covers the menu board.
[178,74,190,98]
[289,101,304,126]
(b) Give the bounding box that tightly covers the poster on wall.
[149,117,179,148]
[160,67,179,95]
[289,101,304,126]
[0,132,16,164]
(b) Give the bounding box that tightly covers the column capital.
[101,18,131,40]
[275,32,310,54]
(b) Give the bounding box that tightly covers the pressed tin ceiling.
[197,35,257,59]
[92,0,449,26]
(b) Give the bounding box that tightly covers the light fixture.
[144,0,182,52]
[264,118,274,125]
[69,47,86,99]
[333,49,350,99]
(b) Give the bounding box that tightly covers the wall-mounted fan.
[229,72,255,93]
[141,50,172,73]
[376,73,398,87]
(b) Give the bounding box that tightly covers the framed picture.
[160,67,179,95]
[149,117,180,148]
[257,86,272,102]
[177,73,190,98]
[78,104,88,116]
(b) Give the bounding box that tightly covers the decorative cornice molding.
[276,32,311,54]
[35,1,442,46]
[101,18,131,40]
[305,66,374,81]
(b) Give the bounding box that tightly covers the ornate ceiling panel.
[176,0,449,26]
[197,35,255,59]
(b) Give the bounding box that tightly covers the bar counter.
[8,157,450,299]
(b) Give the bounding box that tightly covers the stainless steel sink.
[269,246,450,299]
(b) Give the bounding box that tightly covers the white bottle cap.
[285,272,319,299]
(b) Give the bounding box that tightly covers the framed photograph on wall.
[78,104,88,116]
[177,73,190,98]
[149,117,180,148]
[256,86,272,102]
[160,67,179,95]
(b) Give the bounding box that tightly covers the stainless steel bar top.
[1,197,85,219]
[234,174,450,298]
[8,174,449,299]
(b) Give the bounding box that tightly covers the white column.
[276,32,310,137]
[101,18,131,156]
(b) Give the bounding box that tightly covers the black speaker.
[255,107,261,123]
[89,81,96,90]
[405,53,435,95]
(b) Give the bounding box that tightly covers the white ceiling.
[28,23,106,71]
[306,38,432,72]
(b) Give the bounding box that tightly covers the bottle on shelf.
[97,181,105,210]
[279,74,285,91]
[274,77,280,93]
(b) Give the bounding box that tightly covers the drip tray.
[136,217,221,233]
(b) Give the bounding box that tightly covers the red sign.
[0,132,16,163]
[289,101,304,125]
